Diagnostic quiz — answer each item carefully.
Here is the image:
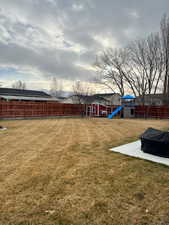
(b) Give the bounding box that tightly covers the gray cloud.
[0,42,91,80]
[0,0,168,86]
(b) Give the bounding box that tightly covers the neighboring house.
[135,94,165,106]
[57,96,67,102]
[82,95,109,105]
[0,88,58,102]
[60,95,80,104]
[60,95,108,105]
[60,93,121,105]
[93,93,121,105]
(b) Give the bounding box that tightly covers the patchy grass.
[0,118,169,225]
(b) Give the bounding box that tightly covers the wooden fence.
[0,100,85,118]
[1,100,169,119]
[135,106,169,119]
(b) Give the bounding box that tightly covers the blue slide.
[108,105,123,119]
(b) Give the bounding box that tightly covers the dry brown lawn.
[0,118,169,225]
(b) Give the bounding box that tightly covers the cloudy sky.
[0,0,168,91]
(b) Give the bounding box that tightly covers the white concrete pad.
[110,140,169,166]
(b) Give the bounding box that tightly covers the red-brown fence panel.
[1,101,169,119]
[0,100,85,118]
[135,106,169,119]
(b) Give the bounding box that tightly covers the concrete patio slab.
[110,140,169,166]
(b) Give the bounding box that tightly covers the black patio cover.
[140,128,169,158]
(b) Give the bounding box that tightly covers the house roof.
[65,94,108,104]
[0,88,51,98]
[0,95,58,102]
[57,96,67,100]
[82,95,108,103]
[94,93,119,97]
[136,94,163,99]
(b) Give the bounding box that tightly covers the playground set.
[86,95,135,119]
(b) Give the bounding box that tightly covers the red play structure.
[85,104,121,117]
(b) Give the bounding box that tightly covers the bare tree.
[95,47,145,97]
[72,80,94,104]
[160,14,169,104]
[12,80,26,90]
[95,48,128,96]
[95,31,164,105]
[146,34,164,94]
[50,77,63,97]
[127,33,164,104]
